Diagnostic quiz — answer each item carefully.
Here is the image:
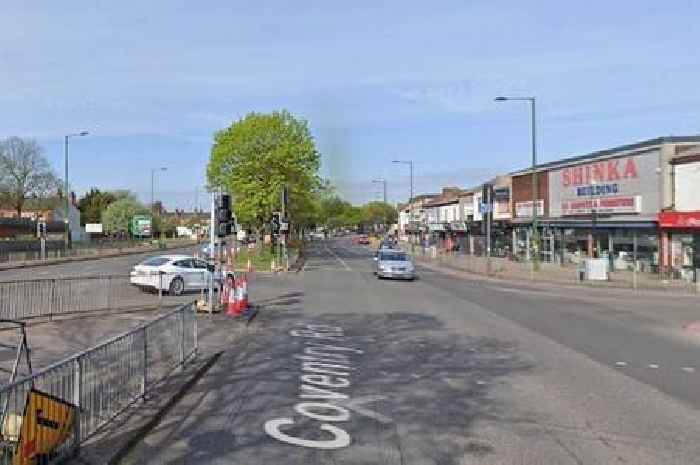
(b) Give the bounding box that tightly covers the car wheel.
[169,277,185,296]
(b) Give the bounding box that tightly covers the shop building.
[658,144,700,281]
[511,135,700,275]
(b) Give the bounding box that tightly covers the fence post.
[72,356,83,456]
[179,307,185,367]
[193,304,198,358]
[107,276,114,311]
[158,272,163,308]
[142,326,148,398]
[49,279,56,321]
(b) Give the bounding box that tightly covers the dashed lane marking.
[681,367,696,373]
[614,361,628,367]
[648,364,659,369]
[324,245,352,271]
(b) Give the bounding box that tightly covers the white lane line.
[325,245,351,271]
[648,364,659,369]
[681,367,695,373]
[614,361,628,367]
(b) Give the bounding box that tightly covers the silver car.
[374,249,415,280]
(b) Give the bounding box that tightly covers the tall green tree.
[207,110,321,229]
[77,188,117,225]
[101,198,149,234]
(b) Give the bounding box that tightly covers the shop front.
[659,212,700,282]
[547,149,662,272]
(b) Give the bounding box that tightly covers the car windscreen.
[380,253,408,261]
[140,257,171,267]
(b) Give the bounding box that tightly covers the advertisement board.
[548,152,659,218]
[514,200,544,218]
[85,223,102,234]
[130,215,152,237]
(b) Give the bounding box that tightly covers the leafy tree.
[0,137,59,216]
[101,198,149,234]
[362,202,398,226]
[77,188,117,225]
[207,110,321,230]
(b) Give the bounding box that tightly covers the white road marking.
[614,361,628,367]
[681,367,695,373]
[335,395,393,424]
[324,245,351,271]
[648,364,659,369]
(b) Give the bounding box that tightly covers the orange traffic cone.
[226,276,238,316]
[240,274,249,312]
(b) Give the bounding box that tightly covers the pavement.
[81,237,700,465]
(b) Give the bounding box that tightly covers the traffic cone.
[240,274,249,312]
[226,276,238,316]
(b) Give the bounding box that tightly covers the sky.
[1,1,699,209]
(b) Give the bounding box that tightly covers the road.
[116,238,700,464]
[0,245,198,280]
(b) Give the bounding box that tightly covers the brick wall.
[511,172,549,217]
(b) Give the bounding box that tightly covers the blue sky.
[2,1,699,208]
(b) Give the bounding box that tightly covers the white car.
[130,254,216,295]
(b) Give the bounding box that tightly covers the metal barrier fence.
[0,275,168,321]
[0,303,197,464]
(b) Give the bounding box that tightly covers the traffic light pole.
[208,192,215,313]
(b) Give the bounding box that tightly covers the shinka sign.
[263,324,391,450]
[554,156,644,216]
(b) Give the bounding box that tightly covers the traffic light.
[36,221,47,238]
[271,212,281,233]
[216,194,233,238]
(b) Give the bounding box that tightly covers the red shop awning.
[658,211,700,229]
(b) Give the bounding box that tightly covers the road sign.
[14,389,76,464]
[280,222,289,232]
[479,203,492,214]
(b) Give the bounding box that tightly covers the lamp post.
[151,167,168,214]
[372,179,387,203]
[64,131,89,247]
[392,159,413,214]
[495,96,539,270]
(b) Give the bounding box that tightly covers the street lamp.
[495,96,539,270]
[64,131,90,247]
[372,179,387,203]
[151,167,168,214]
[392,159,413,210]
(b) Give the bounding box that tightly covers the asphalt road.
[0,245,198,280]
[117,238,700,464]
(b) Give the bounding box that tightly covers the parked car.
[130,254,218,295]
[373,250,415,280]
[358,234,370,245]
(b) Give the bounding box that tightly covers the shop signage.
[561,196,641,215]
[493,187,510,200]
[658,211,700,228]
[428,223,446,232]
[515,200,544,218]
[548,153,659,218]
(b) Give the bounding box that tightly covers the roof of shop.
[510,135,700,176]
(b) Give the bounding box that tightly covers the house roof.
[510,135,700,176]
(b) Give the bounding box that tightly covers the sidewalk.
[0,239,198,271]
[407,247,699,295]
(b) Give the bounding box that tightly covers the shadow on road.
[124,304,532,464]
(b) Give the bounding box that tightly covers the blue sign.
[479,203,492,214]
[577,183,619,197]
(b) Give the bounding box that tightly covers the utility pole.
[208,192,215,313]
[495,96,539,271]
[63,131,89,248]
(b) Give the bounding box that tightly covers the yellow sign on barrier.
[14,389,75,465]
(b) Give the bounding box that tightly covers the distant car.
[130,254,218,295]
[309,232,325,240]
[373,250,415,280]
[358,235,370,245]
